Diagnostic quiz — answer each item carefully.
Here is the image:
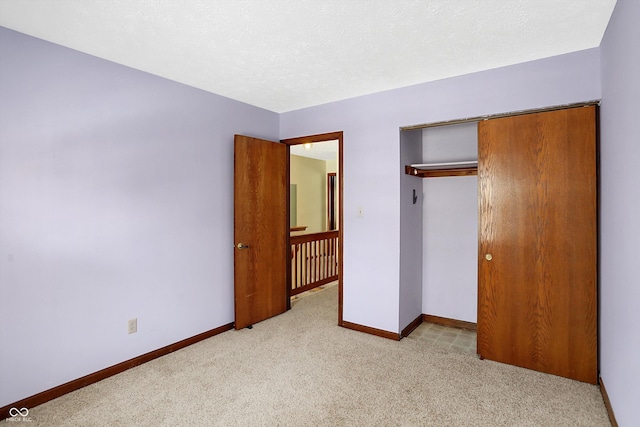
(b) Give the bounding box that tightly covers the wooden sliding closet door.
[477,106,597,384]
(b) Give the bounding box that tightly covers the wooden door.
[477,106,597,384]
[234,135,288,330]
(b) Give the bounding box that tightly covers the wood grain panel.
[234,135,288,329]
[477,106,597,383]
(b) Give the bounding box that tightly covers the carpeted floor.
[5,284,610,426]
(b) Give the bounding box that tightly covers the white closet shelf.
[405,160,478,178]
[410,160,478,170]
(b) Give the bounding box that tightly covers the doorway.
[283,132,344,325]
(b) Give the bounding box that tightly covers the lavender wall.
[0,27,278,406]
[281,48,601,334]
[599,0,640,424]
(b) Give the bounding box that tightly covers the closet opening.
[400,102,599,383]
[401,122,479,336]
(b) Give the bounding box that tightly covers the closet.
[416,123,478,325]
[405,105,598,384]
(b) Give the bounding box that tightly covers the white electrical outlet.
[128,318,137,334]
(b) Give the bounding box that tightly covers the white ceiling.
[0,0,616,113]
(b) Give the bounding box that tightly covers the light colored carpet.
[7,284,610,426]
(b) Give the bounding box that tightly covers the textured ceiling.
[0,0,616,113]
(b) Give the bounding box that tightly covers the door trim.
[282,131,344,325]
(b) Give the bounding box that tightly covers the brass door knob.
[236,243,250,250]
[485,254,493,261]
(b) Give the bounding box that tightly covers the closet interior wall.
[399,129,424,332]
[421,123,478,324]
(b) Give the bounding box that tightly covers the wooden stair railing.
[290,230,339,296]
